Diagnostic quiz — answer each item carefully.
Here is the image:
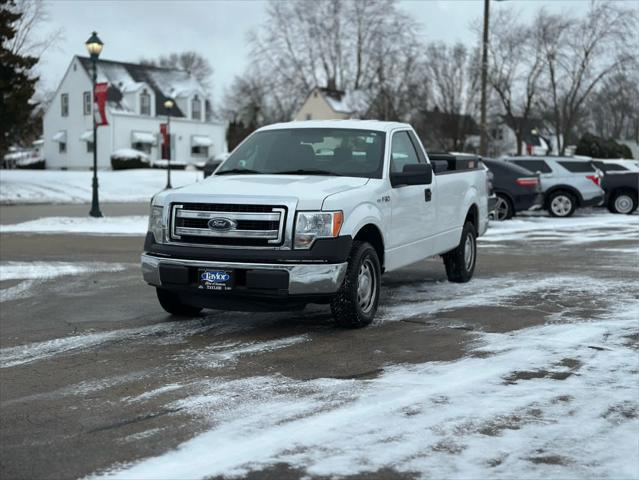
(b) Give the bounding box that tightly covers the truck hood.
[155,174,370,210]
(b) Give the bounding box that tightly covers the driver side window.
[390,131,420,174]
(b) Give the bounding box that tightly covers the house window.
[61,93,69,117]
[132,142,152,154]
[191,146,208,157]
[59,142,66,153]
[140,89,151,116]
[86,141,94,153]
[191,95,201,120]
[83,92,92,115]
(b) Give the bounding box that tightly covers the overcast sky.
[37,0,607,104]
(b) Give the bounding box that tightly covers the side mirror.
[390,163,432,187]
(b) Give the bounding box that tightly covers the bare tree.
[420,42,481,150]
[5,0,63,58]
[537,2,638,154]
[246,0,423,119]
[141,51,214,92]
[584,65,639,140]
[487,9,545,155]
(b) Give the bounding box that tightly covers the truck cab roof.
[257,119,412,133]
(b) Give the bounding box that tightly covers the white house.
[43,56,227,169]
[293,87,368,121]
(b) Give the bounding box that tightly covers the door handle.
[424,189,432,202]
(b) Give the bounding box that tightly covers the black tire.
[330,241,381,328]
[547,190,577,217]
[443,222,477,283]
[156,288,202,317]
[607,190,638,215]
[494,193,514,221]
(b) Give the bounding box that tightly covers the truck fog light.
[294,211,343,249]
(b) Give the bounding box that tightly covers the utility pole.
[479,0,490,157]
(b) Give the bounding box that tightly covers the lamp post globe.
[85,31,104,218]
[164,99,174,189]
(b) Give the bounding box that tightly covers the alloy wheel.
[551,195,572,216]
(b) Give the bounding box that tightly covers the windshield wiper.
[215,168,261,175]
[276,169,339,176]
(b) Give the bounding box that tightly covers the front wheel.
[443,222,477,283]
[330,241,381,328]
[608,191,637,214]
[156,288,202,317]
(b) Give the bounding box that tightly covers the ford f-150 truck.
[142,120,489,327]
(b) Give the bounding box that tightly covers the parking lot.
[1,204,638,479]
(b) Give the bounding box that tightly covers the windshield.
[217,128,386,178]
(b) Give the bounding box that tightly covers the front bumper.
[141,253,347,296]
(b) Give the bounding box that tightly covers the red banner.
[94,82,109,126]
[160,123,169,159]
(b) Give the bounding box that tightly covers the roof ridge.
[76,55,188,74]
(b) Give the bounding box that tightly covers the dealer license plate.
[198,269,234,291]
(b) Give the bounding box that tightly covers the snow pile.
[0,169,201,205]
[111,148,150,162]
[0,216,148,235]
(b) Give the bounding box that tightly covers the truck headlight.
[294,211,343,249]
[148,205,164,243]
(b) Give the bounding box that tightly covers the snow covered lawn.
[0,216,147,235]
[0,169,203,205]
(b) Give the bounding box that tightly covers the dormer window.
[140,89,151,116]
[191,95,201,121]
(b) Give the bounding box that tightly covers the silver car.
[503,157,604,217]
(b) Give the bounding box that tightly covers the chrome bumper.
[141,254,348,295]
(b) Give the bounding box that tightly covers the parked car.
[592,158,639,173]
[482,158,542,220]
[142,120,489,328]
[503,156,604,217]
[203,152,229,178]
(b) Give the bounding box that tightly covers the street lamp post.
[85,31,104,218]
[164,99,174,189]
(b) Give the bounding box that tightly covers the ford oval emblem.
[208,217,236,231]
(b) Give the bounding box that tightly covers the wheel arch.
[464,203,479,230]
[353,223,385,270]
[545,185,583,206]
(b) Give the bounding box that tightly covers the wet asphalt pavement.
[0,204,637,480]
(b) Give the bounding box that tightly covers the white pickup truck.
[142,120,489,327]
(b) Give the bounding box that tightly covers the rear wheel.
[548,191,577,217]
[443,222,477,283]
[494,193,514,220]
[156,288,202,317]
[330,241,381,328]
[608,191,637,214]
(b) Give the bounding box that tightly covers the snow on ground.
[0,318,216,368]
[483,212,639,245]
[0,169,203,205]
[94,274,639,480]
[0,216,147,235]
[0,262,125,303]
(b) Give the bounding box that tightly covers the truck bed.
[429,153,481,174]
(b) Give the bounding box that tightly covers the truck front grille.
[170,203,286,247]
